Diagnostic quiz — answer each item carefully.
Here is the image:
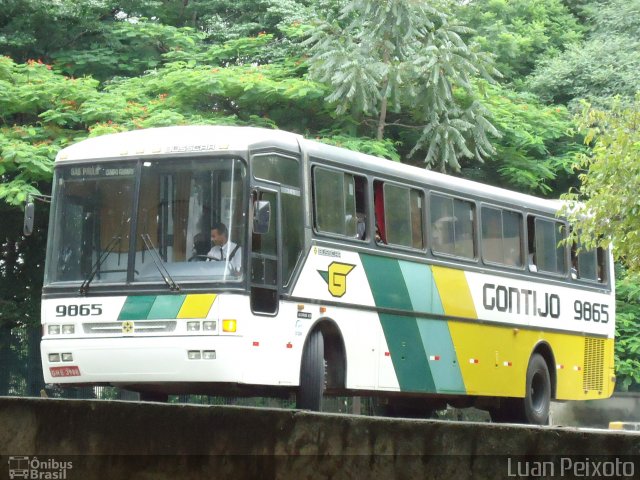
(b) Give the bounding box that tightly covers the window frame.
[311,164,368,243]
[428,191,478,262]
[480,204,525,270]
[374,179,425,252]
[527,215,569,277]
[571,241,609,285]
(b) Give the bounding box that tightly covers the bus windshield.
[46,157,246,286]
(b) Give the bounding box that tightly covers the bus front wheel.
[296,329,325,411]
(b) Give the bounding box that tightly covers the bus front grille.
[82,321,177,334]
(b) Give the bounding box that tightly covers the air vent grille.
[583,337,604,392]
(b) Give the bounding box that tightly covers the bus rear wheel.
[296,329,325,411]
[490,353,551,425]
[523,353,551,425]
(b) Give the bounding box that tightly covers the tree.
[305,0,500,172]
[527,0,640,108]
[614,270,640,392]
[461,84,580,195]
[562,95,640,270]
[454,0,583,84]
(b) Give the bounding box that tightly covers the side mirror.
[23,201,35,236]
[253,200,271,235]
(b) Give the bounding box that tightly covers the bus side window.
[430,193,475,259]
[354,175,367,240]
[571,241,607,283]
[528,216,567,275]
[379,182,423,249]
[313,166,366,241]
[482,207,523,267]
[374,181,386,244]
[527,216,537,271]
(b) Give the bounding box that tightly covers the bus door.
[249,186,281,315]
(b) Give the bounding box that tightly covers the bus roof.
[55,125,302,162]
[56,125,562,215]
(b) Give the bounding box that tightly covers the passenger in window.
[433,216,455,253]
[356,212,366,240]
[189,233,210,261]
[208,222,242,273]
[375,223,386,244]
[570,252,579,279]
[504,248,520,267]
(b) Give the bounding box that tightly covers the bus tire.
[490,353,551,425]
[296,329,325,411]
[523,353,551,425]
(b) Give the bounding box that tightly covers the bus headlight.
[49,353,61,363]
[203,321,216,331]
[61,353,74,362]
[62,325,75,335]
[48,325,60,335]
[187,321,201,332]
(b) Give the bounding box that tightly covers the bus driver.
[207,222,242,273]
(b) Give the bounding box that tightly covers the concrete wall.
[1,397,639,479]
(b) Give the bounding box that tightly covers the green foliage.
[0,0,118,62]
[562,95,640,269]
[614,271,640,392]
[316,134,400,161]
[52,20,203,80]
[528,0,640,108]
[456,0,583,83]
[0,57,96,205]
[465,84,580,194]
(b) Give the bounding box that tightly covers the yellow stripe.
[177,294,217,319]
[431,266,477,319]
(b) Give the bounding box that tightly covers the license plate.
[50,366,81,377]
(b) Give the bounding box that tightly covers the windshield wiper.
[140,233,180,291]
[79,235,121,296]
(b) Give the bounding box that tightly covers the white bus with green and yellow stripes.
[39,126,614,424]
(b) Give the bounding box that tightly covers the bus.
[35,125,615,424]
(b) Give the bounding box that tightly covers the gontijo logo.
[317,262,356,298]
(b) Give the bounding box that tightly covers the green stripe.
[416,319,466,394]
[118,296,156,321]
[147,295,186,319]
[378,313,436,392]
[398,261,465,393]
[360,254,412,310]
[361,254,435,392]
[398,261,443,314]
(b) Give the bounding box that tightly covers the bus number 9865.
[55,304,103,317]
[573,300,609,323]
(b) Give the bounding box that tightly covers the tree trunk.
[376,89,388,141]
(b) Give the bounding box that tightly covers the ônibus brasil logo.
[317,262,356,298]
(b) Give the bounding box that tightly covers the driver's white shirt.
[207,241,241,273]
